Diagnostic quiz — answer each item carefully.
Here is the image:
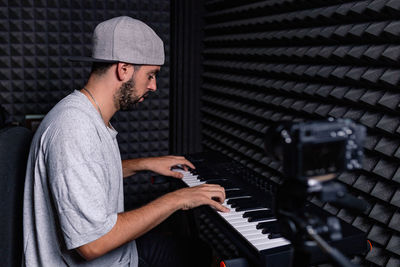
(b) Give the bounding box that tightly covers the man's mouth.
[140,92,151,101]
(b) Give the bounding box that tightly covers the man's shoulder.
[35,92,101,143]
[46,92,96,127]
[53,91,92,117]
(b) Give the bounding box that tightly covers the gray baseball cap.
[69,16,164,65]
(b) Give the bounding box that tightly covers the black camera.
[265,118,366,182]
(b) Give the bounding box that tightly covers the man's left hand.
[123,155,195,178]
[144,155,195,178]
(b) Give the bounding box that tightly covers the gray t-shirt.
[23,90,138,267]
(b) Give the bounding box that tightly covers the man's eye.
[148,75,155,80]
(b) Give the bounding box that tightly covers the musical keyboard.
[176,168,291,252]
[176,151,367,267]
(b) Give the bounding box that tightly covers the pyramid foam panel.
[199,0,400,265]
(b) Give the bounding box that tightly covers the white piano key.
[236,226,263,236]
[184,182,202,186]
[251,237,285,246]
[230,219,275,228]
[219,211,247,218]
[242,232,267,240]
[226,217,249,224]
[233,221,264,229]
[219,214,245,220]
[254,238,290,251]
[184,180,204,185]
[247,233,270,242]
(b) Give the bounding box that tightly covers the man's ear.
[116,62,133,81]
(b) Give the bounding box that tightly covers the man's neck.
[82,75,118,126]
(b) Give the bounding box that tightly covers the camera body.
[265,118,365,182]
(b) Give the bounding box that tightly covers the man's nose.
[148,78,157,91]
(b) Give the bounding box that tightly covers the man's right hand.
[169,184,230,212]
[77,184,229,260]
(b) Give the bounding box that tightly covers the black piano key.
[198,175,219,181]
[227,197,254,206]
[231,201,255,209]
[205,179,238,190]
[199,172,240,179]
[243,210,275,222]
[268,233,282,239]
[264,200,273,209]
[193,169,218,176]
[242,210,273,218]
[256,221,279,231]
[249,215,274,222]
[225,189,247,198]
[235,202,266,212]
[258,222,281,236]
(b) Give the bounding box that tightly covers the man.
[23,16,229,267]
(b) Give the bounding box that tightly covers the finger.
[210,189,226,203]
[196,185,225,202]
[168,170,184,179]
[208,185,226,200]
[180,159,195,170]
[204,183,223,192]
[198,183,224,189]
[206,199,230,213]
[169,155,185,159]
[220,187,226,201]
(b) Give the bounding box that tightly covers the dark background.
[1,0,399,266]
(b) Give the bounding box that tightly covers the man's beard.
[114,75,145,111]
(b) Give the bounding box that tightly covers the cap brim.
[68,56,118,63]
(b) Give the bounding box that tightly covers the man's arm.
[77,184,228,260]
[122,155,195,178]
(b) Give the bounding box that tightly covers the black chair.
[0,126,32,267]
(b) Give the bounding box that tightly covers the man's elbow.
[76,244,103,261]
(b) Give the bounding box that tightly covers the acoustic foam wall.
[0,1,170,207]
[199,0,400,266]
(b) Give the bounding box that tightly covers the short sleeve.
[50,162,117,249]
[45,110,117,249]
